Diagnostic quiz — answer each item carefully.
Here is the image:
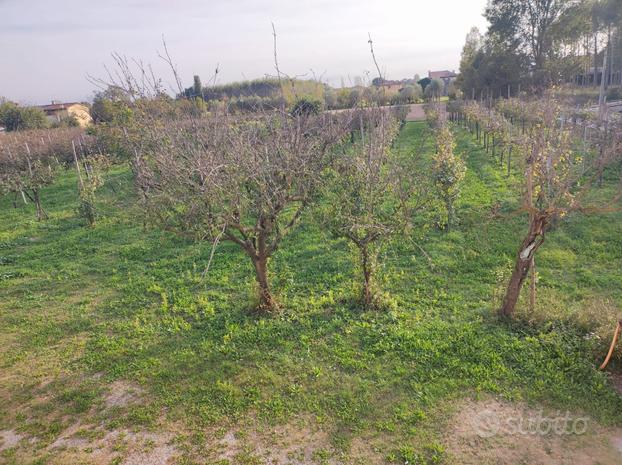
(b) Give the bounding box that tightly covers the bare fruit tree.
[318,107,428,309]
[88,43,355,312]
[72,138,109,227]
[432,125,466,232]
[0,129,76,220]
[130,106,349,312]
[499,100,622,318]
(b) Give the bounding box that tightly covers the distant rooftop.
[428,70,458,80]
[37,101,83,112]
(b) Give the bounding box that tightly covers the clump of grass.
[516,292,622,362]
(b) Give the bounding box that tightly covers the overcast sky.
[0,0,489,105]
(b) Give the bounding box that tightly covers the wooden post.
[72,140,85,189]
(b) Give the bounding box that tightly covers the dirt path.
[405,103,426,121]
[405,103,446,122]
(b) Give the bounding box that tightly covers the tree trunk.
[360,244,375,309]
[529,256,536,312]
[594,33,599,87]
[446,199,455,233]
[599,42,609,120]
[499,213,548,318]
[606,26,612,88]
[252,254,276,312]
[507,146,512,177]
[33,189,48,221]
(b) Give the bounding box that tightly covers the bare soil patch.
[104,379,144,408]
[0,429,24,451]
[444,399,622,465]
[43,427,176,465]
[207,417,339,464]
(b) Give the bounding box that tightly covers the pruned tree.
[432,126,466,232]
[72,139,108,227]
[0,135,61,220]
[499,99,622,318]
[318,108,428,309]
[130,107,349,312]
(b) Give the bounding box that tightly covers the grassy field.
[1,122,622,464]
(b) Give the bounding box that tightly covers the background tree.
[417,77,432,93]
[192,75,203,99]
[485,0,577,79]
[290,97,322,116]
[371,77,384,87]
[0,102,49,131]
[457,31,528,98]
[91,87,132,124]
[425,79,443,102]
[0,134,61,219]
[397,85,418,104]
[457,27,484,96]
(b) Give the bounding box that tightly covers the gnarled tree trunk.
[360,244,374,309]
[252,254,276,312]
[33,189,48,221]
[499,213,548,318]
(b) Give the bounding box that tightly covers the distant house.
[428,70,458,96]
[37,101,92,127]
[377,78,418,93]
[379,80,406,93]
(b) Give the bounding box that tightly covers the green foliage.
[418,77,432,93]
[192,75,203,98]
[371,77,384,87]
[392,85,420,105]
[90,98,117,123]
[463,0,622,94]
[52,115,79,128]
[388,443,445,465]
[90,87,133,124]
[290,97,323,116]
[0,102,49,131]
[184,77,281,100]
[457,30,528,98]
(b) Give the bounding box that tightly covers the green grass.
[1,122,621,464]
